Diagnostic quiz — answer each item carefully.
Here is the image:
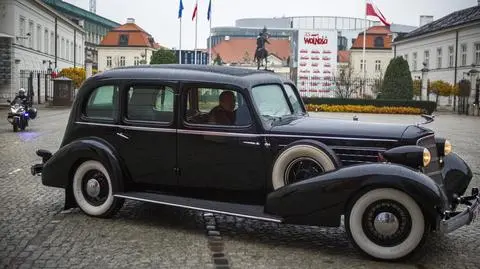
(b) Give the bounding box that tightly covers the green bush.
[302,98,437,114]
[380,57,414,100]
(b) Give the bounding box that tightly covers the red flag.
[366,2,390,26]
[192,1,198,20]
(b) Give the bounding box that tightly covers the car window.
[85,85,118,119]
[127,86,174,123]
[252,84,293,119]
[184,87,251,126]
[283,83,304,115]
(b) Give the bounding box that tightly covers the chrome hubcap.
[373,212,399,236]
[86,178,101,198]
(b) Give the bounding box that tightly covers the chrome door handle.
[242,141,260,146]
[116,132,129,140]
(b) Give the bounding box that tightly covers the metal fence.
[19,70,54,104]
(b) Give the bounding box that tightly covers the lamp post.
[467,64,479,116]
[420,61,429,101]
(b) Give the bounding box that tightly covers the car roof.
[89,64,294,89]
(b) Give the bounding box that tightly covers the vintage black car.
[31,65,479,260]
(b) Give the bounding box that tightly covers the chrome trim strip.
[177,129,261,138]
[265,133,398,142]
[75,121,398,142]
[113,194,283,223]
[331,146,387,151]
[341,160,373,163]
[242,141,260,146]
[336,153,379,158]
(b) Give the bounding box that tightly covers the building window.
[61,38,65,58]
[120,56,125,66]
[66,41,69,60]
[374,37,384,48]
[19,16,25,46]
[448,46,454,68]
[436,48,442,69]
[134,56,140,66]
[44,29,49,54]
[29,20,34,48]
[461,44,467,66]
[50,32,54,55]
[107,56,112,68]
[375,60,381,72]
[475,43,480,65]
[412,52,417,71]
[119,34,129,46]
[36,25,42,51]
[360,59,366,71]
[424,50,430,68]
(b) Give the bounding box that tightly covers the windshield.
[283,83,305,115]
[251,84,294,120]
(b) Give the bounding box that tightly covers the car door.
[114,81,178,186]
[177,83,266,193]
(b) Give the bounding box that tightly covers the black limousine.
[31,65,479,260]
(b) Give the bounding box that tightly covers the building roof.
[42,0,120,28]
[212,38,290,63]
[85,64,293,90]
[99,22,160,48]
[351,26,392,50]
[395,5,480,42]
[338,51,351,63]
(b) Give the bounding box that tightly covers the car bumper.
[439,187,479,233]
[30,149,53,176]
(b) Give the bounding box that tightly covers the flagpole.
[194,0,198,65]
[362,0,367,96]
[179,17,182,64]
[209,11,212,65]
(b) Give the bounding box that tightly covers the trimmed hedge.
[305,104,422,114]
[302,98,436,114]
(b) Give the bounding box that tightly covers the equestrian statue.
[255,27,270,70]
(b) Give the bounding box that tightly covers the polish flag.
[192,0,198,21]
[366,1,391,26]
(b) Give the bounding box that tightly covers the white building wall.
[0,0,85,101]
[98,47,155,71]
[350,49,393,78]
[394,23,480,107]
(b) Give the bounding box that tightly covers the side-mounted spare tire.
[272,140,342,190]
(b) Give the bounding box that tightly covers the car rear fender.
[42,137,126,194]
[264,163,446,228]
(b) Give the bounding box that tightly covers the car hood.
[269,116,433,142]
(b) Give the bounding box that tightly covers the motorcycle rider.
[12,88,30,108]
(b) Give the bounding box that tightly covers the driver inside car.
[208,91,236,125]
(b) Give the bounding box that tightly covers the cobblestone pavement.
[0,108,479,269]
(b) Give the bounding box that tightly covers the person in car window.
[209,91,236,125]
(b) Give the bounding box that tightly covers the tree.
[150,48,178,64]
[333,63,359,98]
[430,80,454,105]
[59,67,86,88]
[213,54,223,65]
[243,51,250,63]
[380,57,414,99]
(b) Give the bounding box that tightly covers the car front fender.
[442,152,473,202]
[264,163,447,228]
[41,137,125,194]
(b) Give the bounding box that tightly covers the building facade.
[0,0,85,102]
[42,0,120,70]
[175,50,209,65]
[97,18,160,71]
[393,3,480,108]
[350,26,394,80]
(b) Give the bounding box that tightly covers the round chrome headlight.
[423,148,431,167]
[444,140,452,155]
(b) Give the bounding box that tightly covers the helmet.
[18,88,26,96]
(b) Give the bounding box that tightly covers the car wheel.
[72,160,124,218]
[345,188,428,260]
[272,143,339,190]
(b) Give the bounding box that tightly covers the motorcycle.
[6,99,37,132]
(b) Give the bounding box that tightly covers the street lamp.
[467,64,479,115]
[420,61,429,101]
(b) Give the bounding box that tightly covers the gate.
[19,70,54,104]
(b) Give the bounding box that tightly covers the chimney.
[419,15,434,27]
[126,18,135,24]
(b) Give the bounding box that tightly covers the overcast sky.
[64,0,477,49]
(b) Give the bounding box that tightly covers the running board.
[114,191,283,223]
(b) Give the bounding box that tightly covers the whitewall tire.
[346,188,428,260]
[272,144,338,190]
[72,160,123,217]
